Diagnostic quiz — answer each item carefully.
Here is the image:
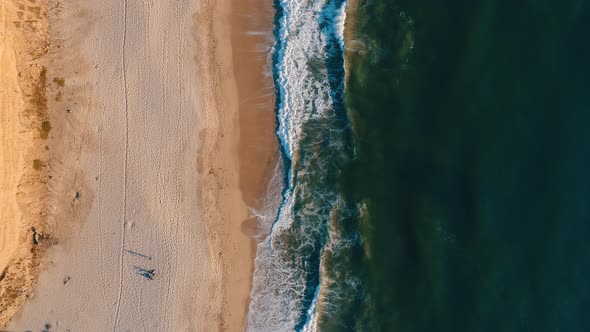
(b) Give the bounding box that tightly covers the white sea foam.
[248,159,286,239]
[247,0,351,331]
[274,0,337,160]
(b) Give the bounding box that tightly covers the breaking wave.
[247,0,364,331]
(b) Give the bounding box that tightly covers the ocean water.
[249,0,590,331]
[345,0,590,331]
[248,0,361,330]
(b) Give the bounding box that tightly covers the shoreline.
[231,0,278,326]
[198,0,277,329]
[231,0,278,216]
[344,0,360,85]
[243,0,357,329]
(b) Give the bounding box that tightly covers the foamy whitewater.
[247,0,362,331]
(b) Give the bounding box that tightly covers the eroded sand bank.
[0,0,62,325]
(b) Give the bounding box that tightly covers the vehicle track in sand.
[112,0,129,330]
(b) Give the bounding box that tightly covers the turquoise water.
[248,0,590,331]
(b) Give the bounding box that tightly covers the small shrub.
[53,77,65,87]
[33,159,44,170]
[40,120,51,139]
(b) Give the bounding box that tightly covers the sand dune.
[0,0,25,281]
[0,0,56,325]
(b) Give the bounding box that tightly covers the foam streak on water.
[247,0,356,331]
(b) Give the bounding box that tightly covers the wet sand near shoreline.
[229,0,278,328]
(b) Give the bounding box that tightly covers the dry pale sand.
[3,0,265,330]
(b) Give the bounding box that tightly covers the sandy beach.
[228,0,277,327]
[1,0,274,330]
[231,0,277,214]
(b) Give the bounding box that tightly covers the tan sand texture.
[223,0,277,328]
[0,0,24,282]
[194,0,278,328]
[4,0,265,330]
[0,0,59,325]
[232,0,277,213]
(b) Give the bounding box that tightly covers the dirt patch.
[32,159,43,170]
[52,76,65,87]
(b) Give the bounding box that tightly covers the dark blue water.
[344,0,590,331]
